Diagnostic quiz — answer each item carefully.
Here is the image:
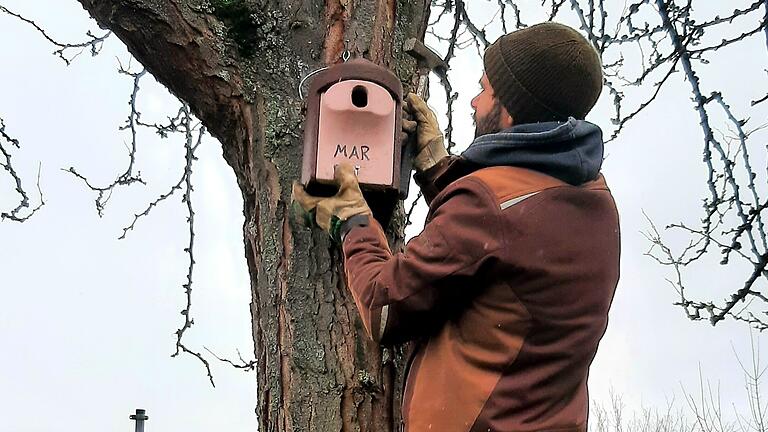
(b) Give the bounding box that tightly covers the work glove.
[292,163,372,243]
[402,93,449,173]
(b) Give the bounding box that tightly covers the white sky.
[1,1,767,431]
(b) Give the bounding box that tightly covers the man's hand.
[403,93,449,173]
[292,163,372,242]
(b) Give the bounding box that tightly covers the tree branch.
[76,0,251,148]
[0,117,44,222]
[169,106,212,385]
[64,65,146,216]
[0,4,110,65]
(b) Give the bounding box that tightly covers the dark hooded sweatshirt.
[341,119,620,432]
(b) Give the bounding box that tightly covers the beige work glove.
[292,163,372,243]
[402,93,449,172]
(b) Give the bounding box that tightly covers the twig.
[0,117,44,222]
[0,5,109,65]
[64,65,147,216]
[204,347,257,371]
[170,106,214,386]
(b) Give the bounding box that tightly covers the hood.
[460,118,604,185]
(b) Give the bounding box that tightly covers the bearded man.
[293,22,621,432]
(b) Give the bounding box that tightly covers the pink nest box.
[302,59,409,199]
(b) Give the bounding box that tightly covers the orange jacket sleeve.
[341,177,503,345]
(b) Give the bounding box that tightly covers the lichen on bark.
[209,0,287,57]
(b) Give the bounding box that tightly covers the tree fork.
[77,0,430,430]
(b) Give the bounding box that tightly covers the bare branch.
[405,191,424,228]
[0,4,109,65]
[118,106,193,240]
[169,106,213,386]
[204,347,257,371]
[0,117,44,222]
[65,64,147,216]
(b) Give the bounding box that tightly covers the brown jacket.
[341,157,620,432]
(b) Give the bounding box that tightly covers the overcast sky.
[1,1,767,431]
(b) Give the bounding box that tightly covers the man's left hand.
[402,93,449,173]
[292,163,372,242]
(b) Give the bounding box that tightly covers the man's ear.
[499,104,514,129]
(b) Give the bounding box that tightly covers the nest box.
[301,59,411,212]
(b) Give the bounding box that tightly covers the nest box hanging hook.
[298,41,353,99]
[342,39,351,62]
[298,67,329,99]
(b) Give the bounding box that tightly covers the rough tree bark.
[76,0,430,430]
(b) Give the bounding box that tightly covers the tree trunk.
[77,0,430,430]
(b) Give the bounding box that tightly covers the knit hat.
[483,22,603,124]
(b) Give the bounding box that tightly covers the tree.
[3,1,430,430]
[2,1,767,431]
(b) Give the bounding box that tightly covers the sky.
[1,1,767,431]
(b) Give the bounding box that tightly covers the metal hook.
[298,66,329,100]
[342,38,352,62]
[297,43,351,99]
[333,164,361,177]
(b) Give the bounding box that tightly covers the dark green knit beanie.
[483,22,603,124]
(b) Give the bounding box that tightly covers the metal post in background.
[129,408,148,432]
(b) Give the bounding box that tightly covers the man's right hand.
[403,93,449,173]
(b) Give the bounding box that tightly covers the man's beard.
[474,102,504,139]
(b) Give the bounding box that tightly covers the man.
[293,22,620,432]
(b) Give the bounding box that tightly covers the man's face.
[471,73,504,138]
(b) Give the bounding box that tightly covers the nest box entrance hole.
[351,85,368,108]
